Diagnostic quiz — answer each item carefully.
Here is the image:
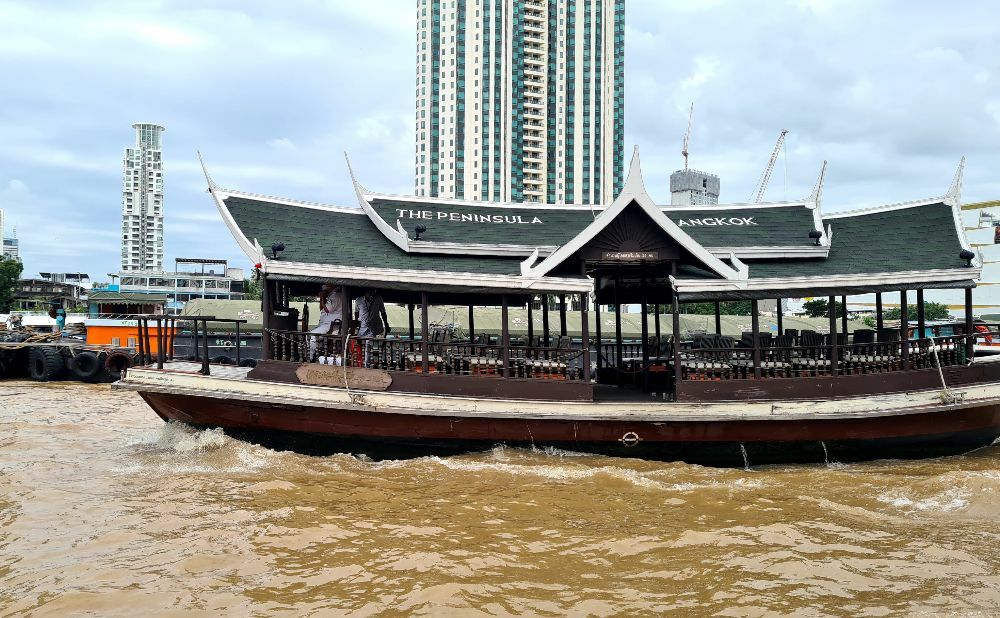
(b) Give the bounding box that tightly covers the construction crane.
[681,102,694,171]
[749,129,789,203]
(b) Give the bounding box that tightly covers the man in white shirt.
[355,289,390,367]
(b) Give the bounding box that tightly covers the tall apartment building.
[121,123,165,272]
[415,0,625,205]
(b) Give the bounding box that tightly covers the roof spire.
[621,145,648,199]
[197,150,217,192]
[946,156,965,206]
[806,160,827,209]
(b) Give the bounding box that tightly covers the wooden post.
[654,303,661,346]
[714,301,722,335]
[302,303,310,332]
[751,299,762,379]
[559,294,567,337]
[614,279,623,389]
[192,317,200,362]
[875,292,884,331]
[594,294,603,372]
[580,292,591,382]
[501,294,510,378]
[157,317,164,369]
[408,304,415,339]
[672,293,681,397]
[900,290,909,368]
[200,319,210,375]
[840,295,848,337]
[143,316,152,366]
[421,291,429,373]
[261,276,272,360]
[776,299,783,335]
[342,286,352,365]
[235,321,241,366]
[965,287,975,362]
[527,298,534,346]
[542,294,550,349]
[640,278,649,391]
[828,296,838,377]
[916,289,926,340]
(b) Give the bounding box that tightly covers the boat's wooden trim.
[116,366,1000,423]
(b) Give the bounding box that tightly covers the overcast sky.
[2,0,999,302]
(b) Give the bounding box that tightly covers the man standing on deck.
[355,288,390,367]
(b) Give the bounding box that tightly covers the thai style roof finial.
[197,150,217,192]
[621,145,648,200]
[946,156,966,207]
[807,160,827,210]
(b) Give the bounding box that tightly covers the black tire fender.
[27,347,64,382]
[104,351,133,379]
[69,351,104,382]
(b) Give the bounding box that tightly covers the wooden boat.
[114,150,1000,465]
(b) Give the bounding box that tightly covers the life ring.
[104,351,133,379]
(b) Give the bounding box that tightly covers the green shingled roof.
[225,196,525,275]
[747,201,966,278]
[88,291,170,303]
[369,196,819,249]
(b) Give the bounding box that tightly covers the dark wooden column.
[841,295,848,338]
[654,303,661,345]
[640,278,649,391]
[776,299,783,335]
[261,276,272,360]
[965,287,975,362]
[594,296,603,371]
[916,289,926,340]
[501,294,510,378]
[542,294,550,349]
[828,296,839,377]
[559,294,568,337]
[899,291,909,368]
[714,301,722,335]
[580,292,591,382]
[408,304,415,340]
[420,291,429,373]
[527,297,534,346]
[341,286,352,363]
[875,293,884,331]
[467,304,475,343]
[614,279,623,389]
[751,299,762,379]
[672,293,682,396]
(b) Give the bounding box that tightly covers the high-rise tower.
[414,0,625,205]
[121,123,165,272]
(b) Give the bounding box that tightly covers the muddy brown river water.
[1,381,998,616]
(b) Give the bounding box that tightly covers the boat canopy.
[203,148,979,303]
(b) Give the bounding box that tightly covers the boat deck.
[147,361,254,380]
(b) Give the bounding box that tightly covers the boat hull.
[138,390,1000,466]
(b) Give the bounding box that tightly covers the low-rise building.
[112,258,246,314]
[14,278,85,311]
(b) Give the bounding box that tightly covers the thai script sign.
[396,209,543,224]
[602,251,659,261]
[677,217,757,227]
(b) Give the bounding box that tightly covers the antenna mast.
[750,129,789,203]
[681,102,694,171]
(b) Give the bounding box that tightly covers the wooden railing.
[678,334,971,381]
[267,330,588,382]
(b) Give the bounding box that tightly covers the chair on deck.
[790,330,832,376]
[681,333,733,380]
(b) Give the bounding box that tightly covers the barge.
[114,150,1000,465]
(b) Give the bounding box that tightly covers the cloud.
[1,0,999,307]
